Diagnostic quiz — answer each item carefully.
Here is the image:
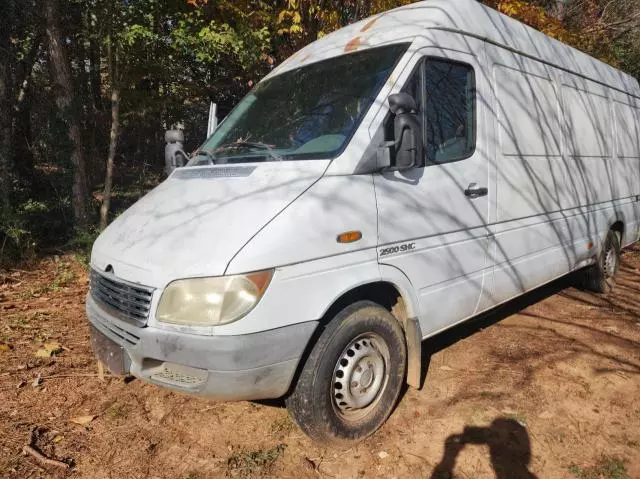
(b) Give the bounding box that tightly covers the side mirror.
[164,129,186,175]
[379,93,422,171]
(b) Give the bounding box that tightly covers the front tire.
[286,301,407,444]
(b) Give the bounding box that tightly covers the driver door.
[374,46,491,337]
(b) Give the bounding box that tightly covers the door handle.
[464,183,488,198]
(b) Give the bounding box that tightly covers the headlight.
[156,270,273,326]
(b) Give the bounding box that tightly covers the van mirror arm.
[377,141,395,170]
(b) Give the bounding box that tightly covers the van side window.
[424,60,476,164]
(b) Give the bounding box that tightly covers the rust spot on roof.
[345,36,362,53]
[360,16,380,32]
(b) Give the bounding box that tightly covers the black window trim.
[406,56,478,167]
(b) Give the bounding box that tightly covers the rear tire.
[581,229,621,293]
[286,301,406,444]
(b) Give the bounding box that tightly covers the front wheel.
[286,301,407,444]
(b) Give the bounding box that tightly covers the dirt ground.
[1,247,639,479]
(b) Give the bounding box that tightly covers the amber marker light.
[246,270,273,295]
[337,231,363,243]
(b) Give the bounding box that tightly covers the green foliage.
[569,456,629,479]
[51,259,76,290]
[226,444,286,478]
[0,217,35,267]
[1,0,639,266]
[65,227,100,268]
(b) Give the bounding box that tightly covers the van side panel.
[484,41,640,307]
[487,48,579,303]
[612,96,640,246]
[561,79,615,207]
[614,96,640,208]
[493,63,564,221]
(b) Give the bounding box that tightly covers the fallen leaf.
[53,435,64,444]
[35,342,63,358]
[0,342,12,352]
[70,415,97,426]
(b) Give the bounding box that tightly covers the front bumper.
[86,295,318,400]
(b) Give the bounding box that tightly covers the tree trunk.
[89,31,103,113]
[13,87,35,184]
[44,0,90,230]
[100,87,119,231]
[100,37,119,231]
[12,37,42,185]
[0,2,13,221]
[556,0,568,22]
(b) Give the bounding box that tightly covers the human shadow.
[430,418,537,479]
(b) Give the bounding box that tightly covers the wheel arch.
[310,266,423,389]
[610,219,624,243]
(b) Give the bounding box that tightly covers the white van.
[86,0,640,443]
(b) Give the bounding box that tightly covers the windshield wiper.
[215,141,282,161]
[191,149,216,164]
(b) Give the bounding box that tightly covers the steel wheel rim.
[604,245,618,278]
[331,332,391,421]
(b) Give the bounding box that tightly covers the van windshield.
[190,43,408,165]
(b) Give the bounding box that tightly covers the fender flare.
[379,264,423,389]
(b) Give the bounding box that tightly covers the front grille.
[92,312,141,346]
[90,269,154,327]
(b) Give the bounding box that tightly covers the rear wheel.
[581,229,621,293]
[286,301,406,444]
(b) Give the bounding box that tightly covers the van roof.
[269,0,639,96]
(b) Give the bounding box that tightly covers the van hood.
[90,161,328,288]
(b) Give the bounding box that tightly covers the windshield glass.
[190,43,408,166]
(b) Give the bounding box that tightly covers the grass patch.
[51,260,75,290]
[226,444,286,478]
[18,286,50,300]
[73,252,90,269]
[10,316,31,329]
[105,403,129,421]
[15,259,76,299]
[270,416,295,437]
[568,456,629,479]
